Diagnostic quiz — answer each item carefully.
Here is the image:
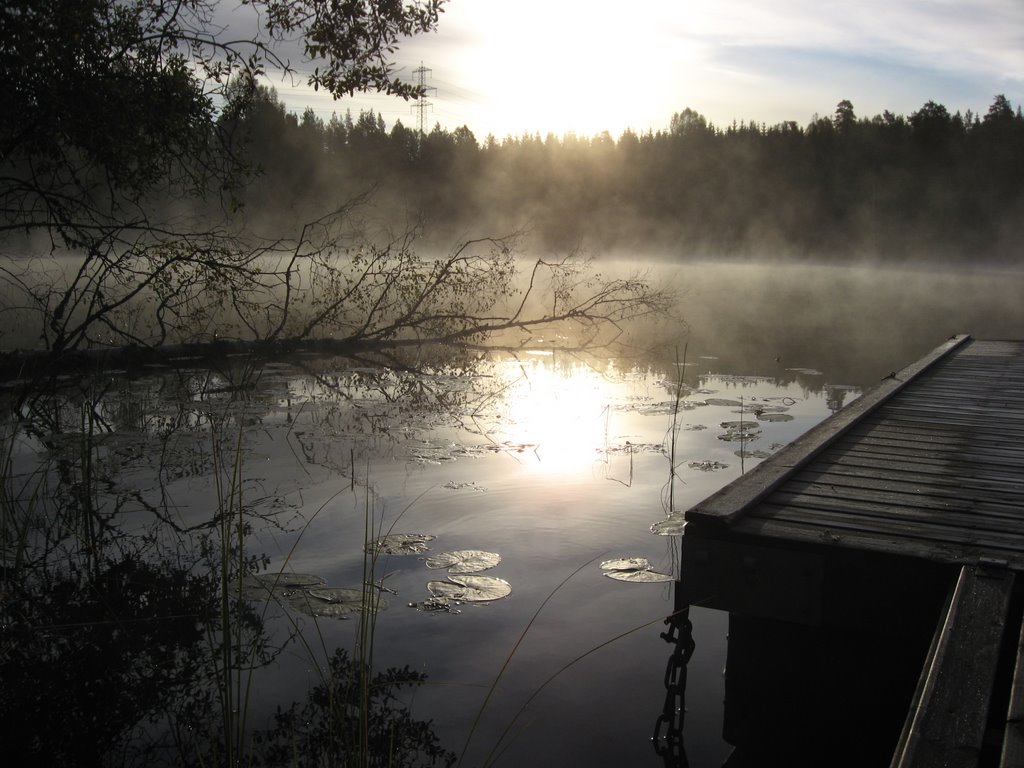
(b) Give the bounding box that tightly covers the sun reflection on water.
[494,356,618,474]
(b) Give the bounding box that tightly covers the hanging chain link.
[653,608,695,767]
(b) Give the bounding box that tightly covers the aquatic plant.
[426,574,512,602]
[424,549,502,574]
[368,533,436,555]
[650,512,687,536]
[600,557,673,583]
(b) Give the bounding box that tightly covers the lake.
[2,259,1022,766]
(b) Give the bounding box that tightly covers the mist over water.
[562,257,1024,388]
[634,258,1024,383]
[4,252,1021,385]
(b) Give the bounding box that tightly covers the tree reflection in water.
[254,648,455,767]
[0,361,458,766]
[1,556,222,765]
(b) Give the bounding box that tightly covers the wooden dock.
[678,335,1024,767]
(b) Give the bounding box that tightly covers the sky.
[266,0,1024,139]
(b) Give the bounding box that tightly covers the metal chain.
[653,608,695,766]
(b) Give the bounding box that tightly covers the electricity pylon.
[412,63,436,136]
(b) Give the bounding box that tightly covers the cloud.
[268,0,1024,135]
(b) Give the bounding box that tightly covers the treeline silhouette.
[229,92,1023,262]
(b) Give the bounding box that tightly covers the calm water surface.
[4,260,1022,766]
[2,347,855,766]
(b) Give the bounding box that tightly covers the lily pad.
[424,550,502,574]
[600,557,673,582]
[600,557,652,572]
[735,449,772,459]
[720,421,759,430]
[241,572,326,600]
[368,533,436,555]
[751,404,790,413]
[306,587,367,603]
[718,430,761,443]
[605,569,674,583]
[704,398,742,407]
[409,595,463,614]
[427,575,512,602]
[688,460,729,472]
[606,442,666,455]
[650,513,687,536]
[443,481,487,492]
[287,587,387,619]
[260,572,326,587]
[757,412,794,422]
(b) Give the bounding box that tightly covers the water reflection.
[1,347,859,766]
[671,531,951,767]
[1,363,459,766]
[2,554,223,766]
[494,356,626,474]
[653,597,695,766]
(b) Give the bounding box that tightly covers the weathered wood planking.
[891,565,1015,768]
[1001,616,1024,768]
[686,336,1024,569]
[686,334,971,527]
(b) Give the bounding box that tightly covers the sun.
[448,1,702,138]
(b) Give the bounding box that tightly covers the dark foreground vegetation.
[235,93,1024,260]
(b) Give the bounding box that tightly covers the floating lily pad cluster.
[363,534,515,614]
[600,557,673,583]
[605,442,666,455]
[369,533,436,555]
[718,420,762,442]
[415,548,510,613]
[442,480,487,492]
[688,459,730,472]
[367,536,512,614]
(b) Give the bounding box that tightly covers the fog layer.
[225,93,1023,263]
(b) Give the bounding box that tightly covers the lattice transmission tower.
[412,62,436,136]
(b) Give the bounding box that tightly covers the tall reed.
[666,343,688,514]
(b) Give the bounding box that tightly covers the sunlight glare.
[496,358,614,474]
[451,1,702,137]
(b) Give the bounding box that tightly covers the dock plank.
[1000,616,1024,768]
[681,337,1024,764]
[686,335,972,526]
[809,450,1024,491]
[686,337,1024,567]
[891,566,1014,768]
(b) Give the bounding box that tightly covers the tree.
[669,108,710,137]
[0,0,448,353]
[908,100,955,150]
[833,100,856,133]
[984,94,1015,125]
[1,0,445,221]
